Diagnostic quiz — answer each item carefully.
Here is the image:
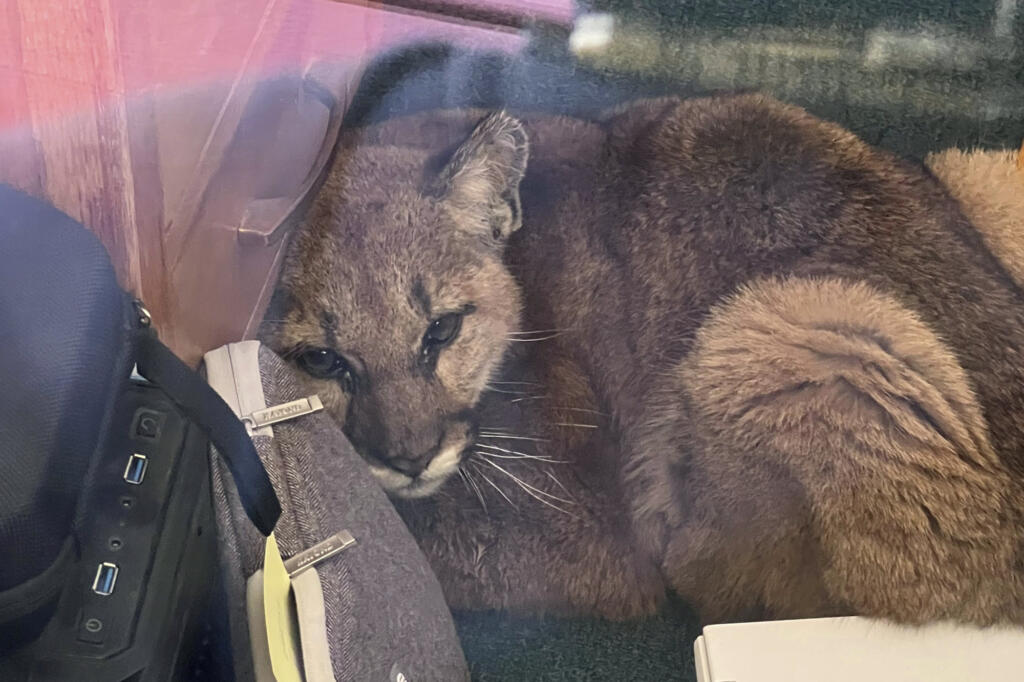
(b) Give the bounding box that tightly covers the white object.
[569,13,615,55]
[694,616,1024,681]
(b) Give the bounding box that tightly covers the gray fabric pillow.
[206,341,469,682]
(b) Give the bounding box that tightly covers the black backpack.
[0,184,280,680]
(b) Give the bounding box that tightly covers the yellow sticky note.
[264,532,304,682]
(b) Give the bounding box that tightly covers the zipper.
[132,299,152,329]
[129,298,154,383]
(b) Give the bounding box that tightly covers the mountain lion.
[263,94,1024,625]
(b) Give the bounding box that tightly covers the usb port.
[123,453,147,485]
[92,563,118,596]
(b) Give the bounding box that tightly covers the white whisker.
[475,442,533,457]
[510,395,546,403]
[488,381,541,386]
[478,427,514,435]
[484,385,527,395]
[481,460,579,518]
[553,422,599,429]
[543,469,574,497]
[471,464,518,511]
[507,329,566,336]
[475,450,567,464]
[506,333,565,343]
[553,407,609,417]
[477,432,550,443]
[462,468,488,513]
[480,459,576,506]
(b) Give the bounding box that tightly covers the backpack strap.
[134,332,280,535]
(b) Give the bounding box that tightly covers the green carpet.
[454,597,701,681]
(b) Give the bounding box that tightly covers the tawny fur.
[926,149,1024,290]
[633,277,1022,623]
[265,94,1024,625]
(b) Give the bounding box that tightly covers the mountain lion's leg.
[630,276,1024,624]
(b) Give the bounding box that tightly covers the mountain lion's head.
[263,112,529,498]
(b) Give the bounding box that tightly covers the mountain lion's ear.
[436,111,529,241]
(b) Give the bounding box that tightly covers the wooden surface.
[0,0,519,366]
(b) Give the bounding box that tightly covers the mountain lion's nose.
[389,454,430,476]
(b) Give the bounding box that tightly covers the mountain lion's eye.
[423,313,463,349]
[298,348,356,391]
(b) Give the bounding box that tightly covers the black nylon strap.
[134,333,280,535]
